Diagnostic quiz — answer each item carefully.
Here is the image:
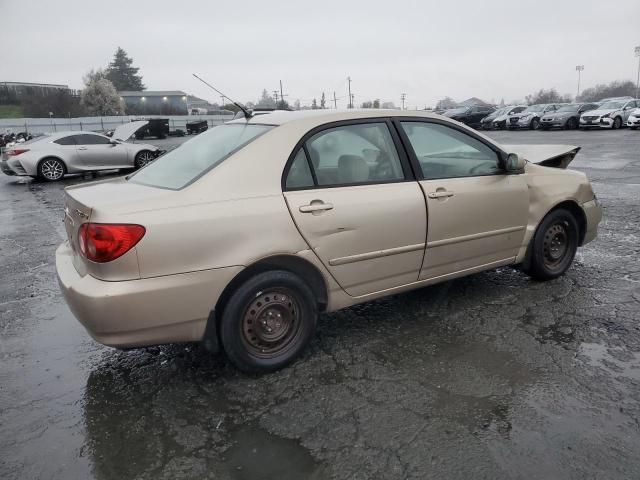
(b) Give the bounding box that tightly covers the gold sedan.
[56,109,602,372]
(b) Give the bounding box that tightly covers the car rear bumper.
[1,158,28,176]
[56,241,243,348]
[581,199,602,246]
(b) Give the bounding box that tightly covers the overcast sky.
[2,0,639,108]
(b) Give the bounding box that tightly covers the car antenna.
[192,74,252,119]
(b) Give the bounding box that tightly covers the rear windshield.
[129,124,273,189]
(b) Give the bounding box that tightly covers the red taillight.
[78,223,145,263]
[6,148,29,156]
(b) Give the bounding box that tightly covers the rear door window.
[76,134,111,145]
[54,135,77,146]
[304,123,405,187]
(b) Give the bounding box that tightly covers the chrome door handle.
[299,202,334,213]
[77,147,88,150]
[428,191,454,199]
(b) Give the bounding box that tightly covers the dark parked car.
[134,118,170,139]
[186,120,208,135]
[443,105,495,128]
[540,103,600,130]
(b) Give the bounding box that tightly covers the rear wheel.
[38,158,66,181]
[523,208,579,281]
[219,270,317,373]
[134,150,155,169]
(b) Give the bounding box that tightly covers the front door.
[397,120,528,280]
[75,133,127,168]
[283,121,427,297]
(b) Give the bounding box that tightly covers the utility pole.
[635,47,640,99]
[333,91,337,109]
[273,90,279,107]
[280,80,285,108]
[351,93,355,109]
[347,76,352,108]
[575,65,584,100]
[401,93,407,110]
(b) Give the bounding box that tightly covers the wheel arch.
[523,199,587,270]
[37,155,68,175]
[203,254,329,352]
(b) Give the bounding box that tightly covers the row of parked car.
[441,97,640,131]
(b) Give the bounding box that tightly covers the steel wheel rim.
[41,160,64,180]
[543,222,568,267]
[241,288,301,359]
[138,152,153,167]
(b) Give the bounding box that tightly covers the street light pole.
[635,47,640,99]
[575,65,584,100]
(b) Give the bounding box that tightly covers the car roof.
[228,108,442,127]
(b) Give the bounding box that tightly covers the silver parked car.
[579,99,640,129]
[508,104,562,130]
[1,121,162,181]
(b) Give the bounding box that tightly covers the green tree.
[320,92,326,109]
[361,100,373,108]
[311,98,318,109]
[577,80,636,102]
[81,74,124,116]
[105,47,145,91]
[257,89,276,108]
[525,88,572,105]
[373,99,380,108]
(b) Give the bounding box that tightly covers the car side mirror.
[109,140,119,146]
[505,153,525,173]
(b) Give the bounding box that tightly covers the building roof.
[458,97,490,107]
[119,90,187,97]
[2,81,69,89]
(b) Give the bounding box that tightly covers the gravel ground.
[1,128,639,480]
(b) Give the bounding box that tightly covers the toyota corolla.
[56,110,602,372]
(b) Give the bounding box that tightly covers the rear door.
[75,133,128,168]
[397,120,528,280]
[283,120,427,296]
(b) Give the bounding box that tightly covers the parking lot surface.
[1,129,640,479]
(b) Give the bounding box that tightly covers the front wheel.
[530,118,540,130]
[134,150,155,169]
[566,118,578,130]
[219,270,317,373]
[523,209,579,281]
[612,117,622,129]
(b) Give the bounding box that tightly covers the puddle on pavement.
[579,342,640,379]
[224,425,319,480]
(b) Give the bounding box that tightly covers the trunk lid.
[112,120,148,142]
[502,144,581,169]
[63,176,176,280]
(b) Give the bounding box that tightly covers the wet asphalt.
[1,129,640,480]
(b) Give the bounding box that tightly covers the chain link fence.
[0,114,234,135]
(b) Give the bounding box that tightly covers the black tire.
[612,117,622,130]
[530,118,540,130]
[219,270,317,373]
[134,150,155,169]
[566,118,578,130]
[37,157,66,181]
[523,208,579,281]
